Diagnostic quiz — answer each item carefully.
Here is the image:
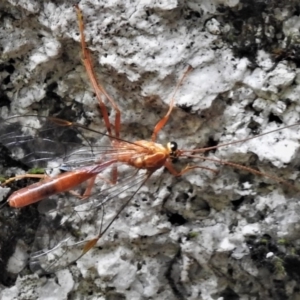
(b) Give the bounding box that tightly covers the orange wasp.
[1,5,299,274]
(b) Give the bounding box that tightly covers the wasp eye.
[168,141,178,160]
[169,141,178,152]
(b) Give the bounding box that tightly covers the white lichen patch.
[6,240,28,274]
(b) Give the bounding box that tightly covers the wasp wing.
[0,115,153,274]
[0,115,139,169]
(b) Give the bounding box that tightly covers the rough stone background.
[1,0,300,299]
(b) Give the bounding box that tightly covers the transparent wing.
[0,115,144,169]
[29,164,148,274]
[0,115,152,274]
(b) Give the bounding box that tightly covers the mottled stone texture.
[1,0,300,299]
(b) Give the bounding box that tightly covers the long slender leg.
[75,5,120,184]
[81,173,114,198]
[165,156,298,191]
[151,66,193,142]
[164,160,219,177]
[2,174,47,186]
[80,172,151,256]
[75,5,121,139]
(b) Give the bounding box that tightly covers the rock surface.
[1,0,300,299]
